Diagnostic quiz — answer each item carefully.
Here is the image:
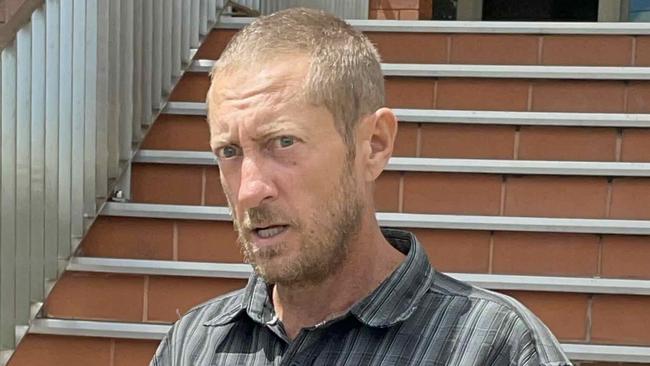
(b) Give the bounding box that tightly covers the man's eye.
[217,145,241,159]
[276,136,295,148]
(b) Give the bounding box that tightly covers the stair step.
[79,215,650,280]
[216,17,650,35]
[66,257,650,296]
[162,102,650,127]
[168,72,649,113]
[205,20,650,68]
[24,317,650,363]
[134,149,650,177]
[100,202,650,236]
[191,59,650,80]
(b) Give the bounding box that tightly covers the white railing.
[0,0,218,360]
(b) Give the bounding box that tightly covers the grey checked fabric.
[150,228,572,366]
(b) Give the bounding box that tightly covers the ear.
[360,107,398,182]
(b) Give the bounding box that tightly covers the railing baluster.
[15,20,33,328]
[107,0,121,183]
[142,0,153,125]
[30,5,46,303]
[182,0,191,63]
[71,0,86,246]
[119,0,133,167]
[200,0,208,35]
[152,0,162,110]
[44,0,61,281]
[84,0,98,233]
[95,0,110,201]
[162,0,172,94]
[173,0,182,75]
[208,0,217,23]
[1,42,17,353]
[191,0,200,47]
[132,0,143,143]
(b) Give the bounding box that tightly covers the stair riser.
[142,115,650,162]
[198,29,650,67]
[169,71,650,114]
[79,216,650,280]
[41,271,650,347]
[128,163,650,221]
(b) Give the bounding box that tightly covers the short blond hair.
[208,7,384,154]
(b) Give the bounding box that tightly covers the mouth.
[251,224,289,241]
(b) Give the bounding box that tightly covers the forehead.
[206,55,336,142]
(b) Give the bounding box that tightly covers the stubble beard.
[231,161,363,287]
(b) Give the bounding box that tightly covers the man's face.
[208,56,364,286]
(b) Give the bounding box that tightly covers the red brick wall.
[369,0,433,20]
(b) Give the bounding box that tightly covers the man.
[151,7,572,366]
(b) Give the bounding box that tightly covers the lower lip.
[251,225,289,247]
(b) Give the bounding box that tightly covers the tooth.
[258,226,283,238]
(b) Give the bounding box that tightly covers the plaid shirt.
[150,228,572,366]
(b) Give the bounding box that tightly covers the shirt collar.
[204,228,434,328]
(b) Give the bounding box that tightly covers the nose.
[237,155,277,210]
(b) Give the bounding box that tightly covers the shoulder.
[421,271,572,366]
[149,288,246,366]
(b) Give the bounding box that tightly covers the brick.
[141,114,210,151]
[366,32,448,64]
[402,173,502,215]
[204,166,229,206]
[541,35,634,66]
[384,77,435,108]
[436,79,529,111]
[147,276,246,322]
[369,9,399,20]
[504,176,608,218]
[621,128,650,162]
[393,122,418,157]
[45,272,144,322]
[80,217,174,260]
[602,235,650,279]
[492,232,599,277]
[194,29,238,60]
[410,228,490,273]
[8,334,111,366]
[610,178,650,220]
[168,72,210,102]
[398,10,420,20]
[177,220,242,263]
[375,171,401,212]
[636,36,650,66]
[131,163,203,205]
[592,295,650,345]
[627,82,650,113]
[114,339,159,366]
[532,80,626,113]
[418,0,433,20]
[370,0,420,9]
[501,291,588,341]
[420,124,515,159]
[450,34,538,65]
[518,126,617,161]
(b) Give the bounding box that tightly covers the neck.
[272,216,404,340]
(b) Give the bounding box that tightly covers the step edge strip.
[215,17,650,35]
[163,102,650,127]
[26,318,650,362]
[191,60,650,80]
[133,150,650,177]
[100,202,650,235]
[67,257,650,296]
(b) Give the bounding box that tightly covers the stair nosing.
[164,102,650,127]
[100,202,650,236]
[133,149,650,177]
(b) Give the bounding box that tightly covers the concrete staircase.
[7,18,650,366]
